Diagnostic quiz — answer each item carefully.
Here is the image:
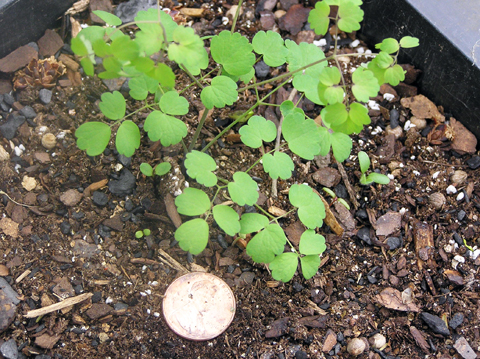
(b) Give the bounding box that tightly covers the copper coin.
[162,272,236,341]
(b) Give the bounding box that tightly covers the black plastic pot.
[360,0,480,142]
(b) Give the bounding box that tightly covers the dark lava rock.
[457,210,466,221]
[2,93,14,106]
[453,232,463,246]
[356,227,372,245]
[386,236,402,250]
[115,0,157,23]
[92,191,109,207]
[108,169,136,196]
[0,113,25,140]
[114,302,129,311]
[117,154,131,167]
[389,108,400,128]
[0,278,20,334]
[254,60,270,78]
[38,89,52,104]
[420,312,450,336]
[60,221,71,235]
[449,312,464,329]
[334,184,348,199]
[466,156,480,170]
[19,105,36,119]
[294,350,308,359]
[355,208,368,220]
[92,292,102,303]
[0,338,18,359]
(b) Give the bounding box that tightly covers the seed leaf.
[375,38,399,54]
[99,91,126,120]
[270,252,299,282]
[299,230,326,255]
[154,162,171,176]
[213,205,241,236]
[175,188,210,216]
[144,110,187,146]
[116,120,140,157]
[168,26,208,76]
[184,150,217,187]
[228,172,259,206]
[175,218,209,255]
[75,122,111,156]
[211,30,255,76]
[337,1,364,33]
[252,31,288,67]
[400,36,419,48]
[365,172,391,185]
[239,115,277,148]
[352,67,380,103]
[384,64,405,86]
[330,131,352,162]
[159,91,189,115]
[129,74,159,100]
[308,1,331,36]
[201,76,238,109]
[262,152,294,180]
[289,184,325,229]
[239,213,269,234]
[358,151,370,173]
[282,112,321,160]
[246,224,287,263]
[140,163,153,176]
[300,255,321,280]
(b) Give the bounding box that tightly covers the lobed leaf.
[330,131,352,162]
[175,218,209,255]
[99,91,126,120]
[228,172,259,206]
[375,38,399,54]
[175,188,210,216]
[168,26,208,76]
[159,91,189,116]
[270,252,299,282]
[289,184,325,229]
[200,76,238,109]
[337,1,364,33]
[299,230,326,255]
[184,150,217,187]
[93,10,122,26]
[116,120,140,157]
[211,31,255,76]
[300,255,321,280]
[262,152,294,180]
[308,1,331,36]
[246,224,287,263]
[280,100,304,117]
[317,127,332,157]
[292,75,324,105]
[317,67,344,104]
[135,8,177,41]
[252,31,288,67]
[351,67,380,103]
[213,205,241,236]
[239,115,277,148]
[135,27,164,56]
[147,63,175,88]
[384,64,405,86]
[239,213,269,234]
[282,112,321,160]
[75,122,111,156]
[129,74,159,100]
[110,35,139,61]
[322,102,370,134]
[144,110,187,146]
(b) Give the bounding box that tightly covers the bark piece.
[0,45,38,73]
[400,94,445,122]
[409,326,429,353]
[376,211,402,236]
[451,118,477,154]
[164,193,182,228]
[265,317,290,338]
[37,29,63,57]
[453,336,477,359]
[413,221,435,269]
[322,329,337,352]
[319,195,344,236]
[376,287,420,312]
[35,334,61,349]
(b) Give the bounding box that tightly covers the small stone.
[21,176,37,191]
[385,124,403,139]
[254,60,270,78]
[34,152,50,163]
[38,89,53,104]
[35,334,61,349]
[265,317,290,338]
[420,312,450,336]
[450,170,468,185]
[312,167,341,187]
[0,280,20,333]
[322,329,337,352]
[259,10,275,30]
[114,302,129,311]
[280,0,299,11]
[0,265,8,276]
[0,146,9,161]
[449,312,464,329]
[238,271,255,286]
[294,350,308,359]
[53,277,75,299]
[41,133,56,150]
[19,105,36,119]
[410,116,427,130]
[60,221,71,235]
[386,236,402,250]
[347,337,367,356]
[389,108,400,128]
[369,333,386,349]
[92,191,109,207]
[86,303,113,320]
[457,210,466,221]
[0,113,26,140]
[108,169,136,196]
[59,189,82,207]
[444,269,464,286]
[466,156,480,170]
[0,217,19,238]
[376,211,402,236]
[356,227,371,245]
[428,192,446,210]
[278,4,310,36]
[0,338,18,359]
[453,336,476,359]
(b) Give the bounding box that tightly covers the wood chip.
[24,293,93,318]
[375,287,420,312]
[180,8,204,17]
[319,195,344,236]
[164,193,182,228]
[409,326,429,353]
[413,221,435,269]
[83,179,108,197]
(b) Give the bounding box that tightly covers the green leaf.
[159,91,189,115]
[144,110,187,146]
[239,67,255,84]
[200,76,238,109]
[289,184,325,229]
[110,35,139,61]
[262,152,294,180]
[317,127,332,157]
[308,1,331,36]
[321,103,348,129]
[352,67,380,102]
[292,75,323,105]
[168,26,208,76]
[400,36,419,48]
[330,132,352,162]
[147,63,175,88]
[358,151,370,173]
[135,28,164,56]
[75,122,111,156]
[299,230,326,255]
[366,172,391,185]
[282,112,321,160]
[135,8,177,42]
[132,57,155,73]
[211,31,255,76]
[213,205,240,236]
[175,188,210,216]
[384,64,405,86]
[239,213,269,234]
[317,67,344,104]
[280,100,303,117]
[92,39,111,58]
[116,120,140,157]
[140,163,153,176]
[375,38,399,54]
[252,31,288,67]
[184,150,217,187]
[154,162,171,176]
[175,218,209,255]
[129,74,159,100]
[300,255,321,280]
[322,102,370,135]
[239,116,277,148]
[246,224,287,263]
[373,51,394,69]
[80,58,95,77]
[228,172,259,206]
[286,40,326,78]
[99,91,126,120]
[337,1,364,32]
[93,10,122,26]
[270,252,299,282]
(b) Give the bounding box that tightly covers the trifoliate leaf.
[252,31,288,67]
[200,76,238,109]
[135,27,164,56]
[135,8,177,42]
[358,150,370,173]
[400,36,419,48]
[211,31,255,76]
[75,122,111,156]
[321,103,348,129]
[184,150,217,187]
[92,39,111,58]
[129,74,159,100]
[239,116,277,148]
[228,172,259,206]
[262,152,294,180]
[325,0,363,5]
[132,57,155,73]
[168,26,208,76]
[270,252,299,282]
[384,64,405,86]
[72,27,106,56]
[367,59,385,85]
[330,131,352,162]
[282,112,321,160]
[144,110,187,146]
[322,102,370,135]
[239,213,269,234]
[289,184,325,229]
[116,120,140,157]
[246,224,287,263]
[159,91,189,116]
[337,1,364,33]
[299,230,326,255]
[213,205,240,236]
[99,91,126,120]
[140,163,153,176]
[154,162,171,176]
[147,63,175,88]
[93,10,122,26]
[308,1,330,36]
[300,255,321,280]
[110,35,139,61]
[175,188,210,216]
[317,66,344,104]
[375,38,399,54]
[352,67,380,102]
[175,218,208,255]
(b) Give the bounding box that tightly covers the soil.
[0,1,479,358]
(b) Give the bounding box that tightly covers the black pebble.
[386,237,402,250]
[254,60,270,78]
[92,191,109,207]
[453,232,463,246]
[2,93,14,106]
[19,105,37,119]
[294,350,308,359]
[72,211,85,220]
[92,292,102,303]
[420,312,450,336]
[125,199,134,211]
[98,224,111,238]
[108,169,136,196]
[449,312,464,329]
[39,89,52,104]
[117,154,131,167]
[389,108,400,128]
[0,113,26,140]
[292,282,304,292]
[355,208,368,220]
[457,210,466,222]
[334,184,348,199]
[60,221,71,235]
[357,227,372,245]
[466,156,480,170]
[74,284,83,295]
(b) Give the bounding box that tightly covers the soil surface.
[0,1,479,358]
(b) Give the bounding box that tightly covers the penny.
[162,272,236,341]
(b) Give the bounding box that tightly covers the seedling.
[135,228,151,239]
[71,2,418,282]
[358,151,390,185]
[322,187,350,210]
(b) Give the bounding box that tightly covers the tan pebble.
[369,333,386,349]
[41,133,56,150]
[429,192,446,210]
[274,10,286,19]
[337,56,351,63]
[385,125,403,139]
[22,176,37,191]
[0,264,9,276]
[347,337,368,356]
[450,170,468,185]
[387,161,402,171]
[410,116,427,130]
[0,146,9,161]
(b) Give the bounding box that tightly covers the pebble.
[334,184,348,199]
[41,133,56,150]
[357,227,372,245]
[254,60,270,78]
[108,169,136,196]
[457,210,466,221]
[117,154,131,167]
[59,189,83,207]
[355,208,368,220]
[420,312,450,336]
[312,167,341,187]
[38,89,52,104]
[466,156,480,170]
[294,350,308,359]
[389,108,399,128]
[0,338,18,359]
[449,312,464,329]
[92,191,109,207]
[347,337,367,356]
[86,303,113,320]
[386,236,402,250]
[453,336,476,359]
[369,333,386,349]
[60,221,71,235]
[18,105,36,119]
[428,192,446,210]
[114,0,158,23]
[2,93,14,106]
[0,278,20,333]
[0,113,26,140]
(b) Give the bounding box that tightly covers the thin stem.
[188,109,210,152]
[230,0,244,33]
[181,65,204,89]
[254,204,276,220]
[181,140,188,154]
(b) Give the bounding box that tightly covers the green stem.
[181,65,204,89]
[230,0,244,33]
[188,108,209,152]
[254,204,276,220]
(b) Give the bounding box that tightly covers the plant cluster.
[71,0,418,282]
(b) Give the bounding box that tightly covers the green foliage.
[75,122,111,156]
[99,91,126,120]
[168,26,208,75]
[140,162,171,177]
[116,120,140,157]
[321,102,371,134]
[400,36,419,48]
[211,31,255,76]
[308,1,331,36]
[252,31,288,67]
[184,150,217,187]
[246,224,286,263]
[358,151,391,185]
[262,152,294,180]
[282,112,321,160]
[200,76,238,109]
[317,67,344,105]
[239,213,269,234]
[289,184,325,229]
[351,67,380,102]
[212,205,240,236]
[175,188,210,216]
[93,10,122,26]
[228,172,259,206]
[175,218,209,255]
[239,116,277,148]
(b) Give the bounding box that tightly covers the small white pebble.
[432,171,441,179]
[350,39,360,47]
[153,312,160,317]
[453,255,465,263]
[456,192,464,201]
[410,155,416,160]
[184,181,189,188]
[56,131,67,139]
[114,163,123,172]
[145,289,151,295]
[105,297,113,304]
[174,189,182,196]
[14,146,24,156]
[387,174,394,180]
[404,120,416,131]
[222,16,229,25]
[146,308,151,314]
[357,47,365,54]
[470,249,480,260]
[399,208,407,215]
[446,185,457,194]
[383,93,395,101]
[314,39,327,47]
[140,292,147,297]
[365,49,372,55]
[368,100,380,110]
